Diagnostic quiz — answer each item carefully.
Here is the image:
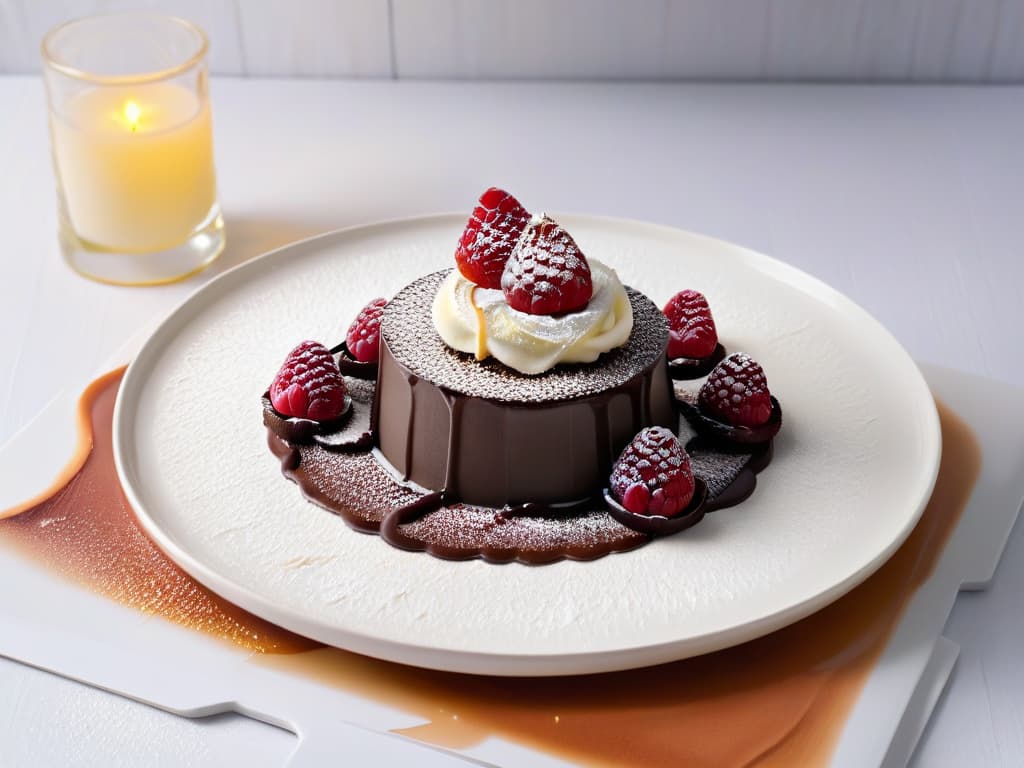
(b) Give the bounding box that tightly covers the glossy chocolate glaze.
[374,346,677,507]
[0,371,982,768]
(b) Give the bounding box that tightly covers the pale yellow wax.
[50,82,217,252]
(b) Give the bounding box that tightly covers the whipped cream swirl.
[432,259,634,375]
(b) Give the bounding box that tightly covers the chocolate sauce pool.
[265,379,771,564]
[264,276,772,563]
[264,275,783,563]
[0,370,983,768]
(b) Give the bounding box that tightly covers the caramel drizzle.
[0,370,985,768]
[470,285,488,361]
[262,401,982,767]
[0,370,316,653]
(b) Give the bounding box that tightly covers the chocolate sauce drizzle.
[265,359,774,565]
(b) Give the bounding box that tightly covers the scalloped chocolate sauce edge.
[266,404,773,565]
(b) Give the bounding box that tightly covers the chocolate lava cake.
[374,270,677,508]
[262,188,781,564]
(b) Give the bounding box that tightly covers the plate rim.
[113,212,942,676]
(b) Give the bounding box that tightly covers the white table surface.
[0,75,1021,767]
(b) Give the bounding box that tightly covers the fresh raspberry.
[664,289,718,359]
[500,215,593,316]
[269,341,348,421]
[610,427,696,517]
[455,187,532,288]
[345,298,387,363]
[698,353,773,427]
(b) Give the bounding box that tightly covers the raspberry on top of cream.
[500,214,594,316]
[432,256,633,375]
[436,197,633,376]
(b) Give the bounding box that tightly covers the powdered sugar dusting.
[500,215,593,315]
[272,372,767,563]
[665,289,718,360]
[345,298,387,363]
[454,188,532,288]
[689,449,755,498]
[276,414,764,563]
[120,212,935,664]
[269,340,347,420]
[609,425,695,517]
[293,445,419,526]
[384,270,668,402]
[274,304,765,562]
[699,352,773,427]
[313,376,373,450]
[401,506,646,558]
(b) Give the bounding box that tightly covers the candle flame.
[123,101,141,132]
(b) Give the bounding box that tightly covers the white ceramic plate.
[114,214,940,676]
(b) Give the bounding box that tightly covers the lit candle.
[50,83,217,252]
[43,13,224,285]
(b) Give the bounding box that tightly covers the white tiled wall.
[3,0,1023,81]
[0,0,391,76]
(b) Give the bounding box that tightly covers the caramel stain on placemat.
[0,370,981,766]
[0,369,315,654]
[264,404,979,767]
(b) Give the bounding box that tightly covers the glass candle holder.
[42,13,225,286]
